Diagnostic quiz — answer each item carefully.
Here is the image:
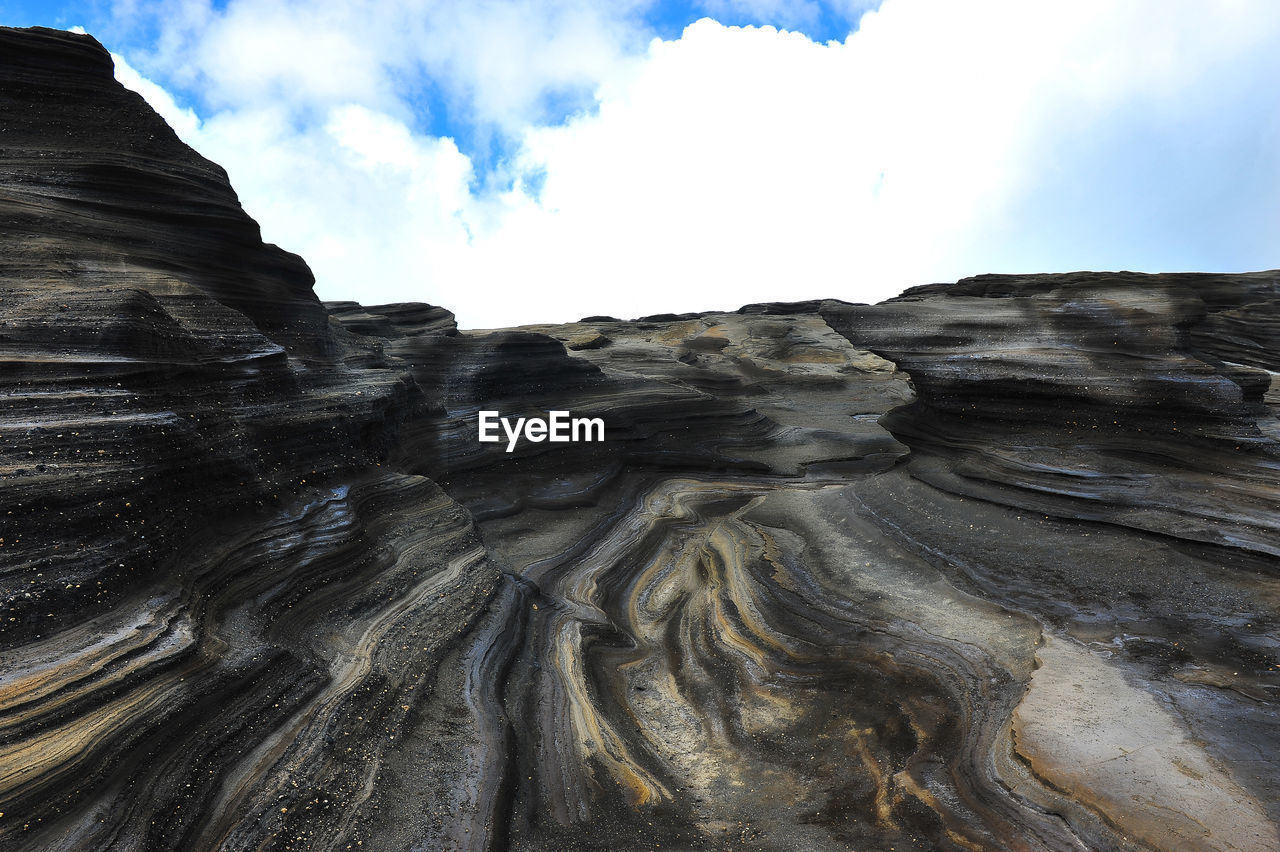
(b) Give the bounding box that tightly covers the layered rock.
[822,272,1280,555]
[2,25,1279,852]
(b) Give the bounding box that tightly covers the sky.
[3,1,1280,328]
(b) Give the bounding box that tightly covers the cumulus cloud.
[110,52,201,139]
[693,0,879,33]
[110,0,653,129]
[108,0,1280,327]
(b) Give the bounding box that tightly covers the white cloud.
[691,0,880,32]
[109,0,1280,328]
[110,52,202,139]
[191,103,479,308]
[113,0,653,129]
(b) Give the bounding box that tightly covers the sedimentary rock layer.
[2,25,1278,852]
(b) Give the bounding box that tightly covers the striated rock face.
[2,25,1279,852]
[824,273,1280,555]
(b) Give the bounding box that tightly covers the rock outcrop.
[2,26,1278,852]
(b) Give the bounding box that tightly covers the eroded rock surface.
[2,26,1278,852]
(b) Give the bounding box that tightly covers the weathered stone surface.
[2,25,1278,852]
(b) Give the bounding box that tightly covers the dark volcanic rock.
[822,272,1280,555]
[325,300,459,338]
[2,25,1279,852]
[0,27,331,357]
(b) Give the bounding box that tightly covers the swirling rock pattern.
[2,25,1278,852]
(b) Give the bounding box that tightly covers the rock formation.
[2,25,1278,852]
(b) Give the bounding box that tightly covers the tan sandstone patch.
[1013,635,1278,852]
